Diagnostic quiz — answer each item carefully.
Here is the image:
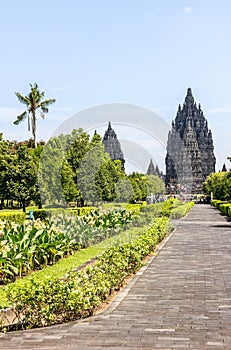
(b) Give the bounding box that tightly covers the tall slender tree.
[14,83,56,148]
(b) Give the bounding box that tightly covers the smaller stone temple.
[146,159,165,181]
[102,122,125,169]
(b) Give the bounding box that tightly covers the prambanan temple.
[165,88,216,194]
[102,122,125,170]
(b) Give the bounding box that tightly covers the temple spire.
[185,87,194,105]
[187,87,192,96]
[146,159,155,175]
[102,122,125,170]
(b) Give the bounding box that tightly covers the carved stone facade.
[165,88,216,193]
[102,122,125,169]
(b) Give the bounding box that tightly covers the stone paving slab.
[1,204,231,349]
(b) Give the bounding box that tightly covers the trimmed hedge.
[3,217,171,330]
[33,207,97,220]
[0,212,26,224]
[70,206,97,216]
[211,200,231,218]
[32,208,68,221]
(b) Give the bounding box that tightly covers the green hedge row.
[70,207,97,216]
[0,212,26,224]
[3,217,170,330]
[32,207,97,220]
[211,200,231,218]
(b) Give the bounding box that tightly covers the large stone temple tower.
[102,122,125,170]
[165,88,216,193]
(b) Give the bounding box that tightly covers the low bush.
[211,199,231,218]
[33,208,67,221]
[0,212,26,224]
[70,207,96,216]
[161,198,178,217]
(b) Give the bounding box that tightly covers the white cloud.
[184,6,192,13]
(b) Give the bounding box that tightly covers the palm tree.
[14,83,56,148]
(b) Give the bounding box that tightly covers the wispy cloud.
[184,6,192,14]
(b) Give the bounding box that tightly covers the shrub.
[211,200,231,218]
[70,207,96,216]
[0,212,26,224]
[160,198,178,217]
[33,208,66,221]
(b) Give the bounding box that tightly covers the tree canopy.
[0,129,167,210]
[203,158,231,201]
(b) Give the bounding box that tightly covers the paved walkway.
[1,204,231,350]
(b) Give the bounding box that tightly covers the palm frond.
[15,92,30,106]
[39,98,56,109]
[40,106,48,115]
[13,111,28,125]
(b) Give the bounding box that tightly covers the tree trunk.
[32,112,37,148]
[22,201,26,213]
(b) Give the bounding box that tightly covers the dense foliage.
[0,131,166,210]
[0,140,44,211]
[128,172,165,202]
[203,159,231,201]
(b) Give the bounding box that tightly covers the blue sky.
[0,0,231,172]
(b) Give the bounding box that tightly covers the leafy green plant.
[0,221,78,284]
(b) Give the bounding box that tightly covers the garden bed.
[0,199,194,331]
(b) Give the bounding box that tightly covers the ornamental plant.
[0,221,78,284]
